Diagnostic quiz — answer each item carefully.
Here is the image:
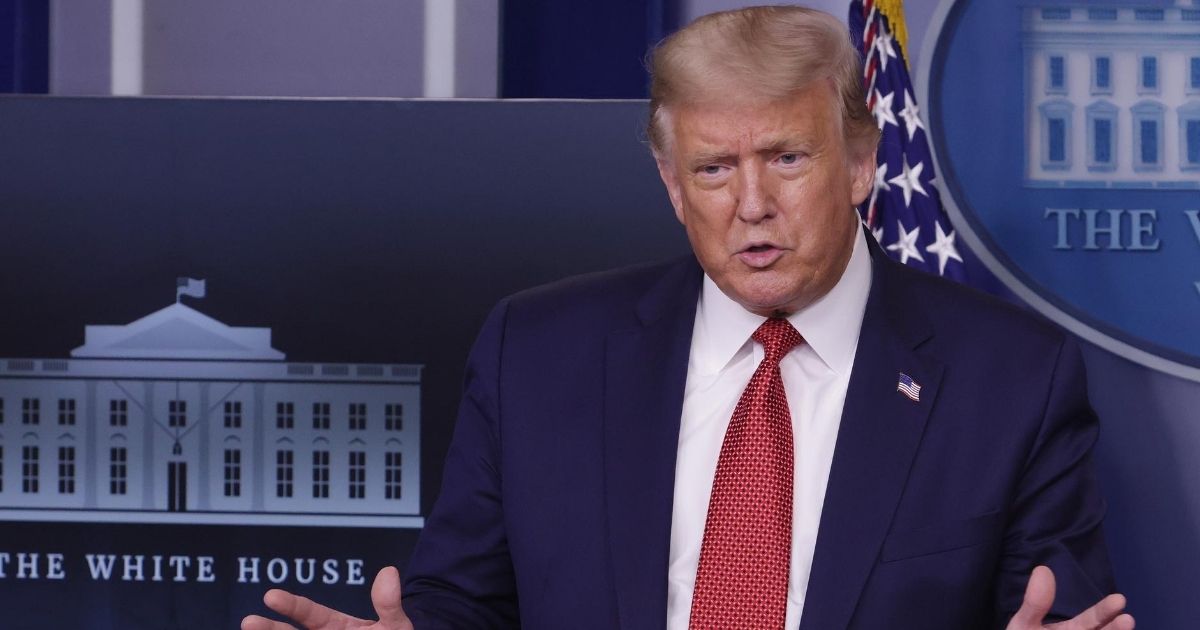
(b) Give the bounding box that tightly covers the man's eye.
[701,165,723,175]
[779,153,799,165]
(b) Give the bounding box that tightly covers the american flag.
[896,372,922,402]
[850,0,965,280]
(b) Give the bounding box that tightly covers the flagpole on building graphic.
[176,277,207,303]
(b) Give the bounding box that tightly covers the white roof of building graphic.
[71,303,285,360]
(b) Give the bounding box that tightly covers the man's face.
[656,83,876,317]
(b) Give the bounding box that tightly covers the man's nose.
[734,165,776,222]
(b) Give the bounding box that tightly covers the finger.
[370,566,414,629]
[241,614,298,630]
[1100,613,1135,630]
[263,588,364,629]
[1008,565,1056,629]
[1066,593,1127,629]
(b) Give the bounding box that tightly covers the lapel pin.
[896,372,921,402]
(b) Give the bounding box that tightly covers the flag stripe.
[850,0,967,282]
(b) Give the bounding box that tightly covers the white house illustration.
[0,291,423,528]
[1023,0,1200,188]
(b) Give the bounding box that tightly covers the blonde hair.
[647,5,879,158]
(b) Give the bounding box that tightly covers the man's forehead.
[671,95,834,153]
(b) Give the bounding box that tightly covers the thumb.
[370,566,413,630]
[1008,565,1056,629]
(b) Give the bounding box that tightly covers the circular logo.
[920,0,1200,381]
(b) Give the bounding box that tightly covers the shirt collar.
[691,221,872,376]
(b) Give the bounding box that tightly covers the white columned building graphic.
[1024,0,1200,188]
[0,291,423,528]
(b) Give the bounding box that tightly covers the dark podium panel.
[0,96,688,629]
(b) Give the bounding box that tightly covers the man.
[244,6,1133,629]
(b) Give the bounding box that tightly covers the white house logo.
[0,280,424,528]
[921,0,1200,379]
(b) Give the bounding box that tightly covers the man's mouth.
[737,243,784,268]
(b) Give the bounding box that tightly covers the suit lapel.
[800,239,945,630]
[604,257,702,630]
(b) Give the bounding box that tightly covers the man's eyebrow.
[685,150,734,167]
[757,136,809,153]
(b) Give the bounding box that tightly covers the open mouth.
[737,244,784,268]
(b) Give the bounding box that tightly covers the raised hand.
[1007,565,1135,630]
[241,566,413,630]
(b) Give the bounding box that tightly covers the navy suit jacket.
[403,236,1115,629]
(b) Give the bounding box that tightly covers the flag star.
[887,156,928,207]
[873,163,891,195]
[872,90,897,130]
[887,221,925,265]
[924,221,964,275]
[867,162,891,220]
[874,28,898,73]
[898,90,926,141]
[872,224,885,245]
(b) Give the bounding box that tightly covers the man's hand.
[1007,565,1135,630]
[241,566,413,630]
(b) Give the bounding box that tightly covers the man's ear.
[849,145,878,206]
[655,154,687,225]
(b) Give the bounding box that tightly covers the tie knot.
[752,317,803,365]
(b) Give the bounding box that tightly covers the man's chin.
[728,291,800,318]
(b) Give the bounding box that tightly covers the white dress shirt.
[666,223,872,630]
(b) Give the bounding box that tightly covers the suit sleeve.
[993,336,1117,626]
[401,299,520,629]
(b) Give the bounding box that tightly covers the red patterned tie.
[689,317,803,630]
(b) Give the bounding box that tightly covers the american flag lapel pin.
[896,372,921,402]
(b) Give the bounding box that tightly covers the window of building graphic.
[312,402,330,430]
[1132,101,1165,171]
[275,450,294,498]
[1191,57,1200,92]
[1138,120,1160,168]
[1041,7,1070,20]
[1039,100,1073,170]
[110,399,127,426]
[385,404,403,431]
[385,452,402,500]
[224,401,242,429]
[58,399,76,426]
[1091,56,1111,94]
[224,449,241,497]
[22,445,38,493]
[58,446,76,494]
[0,397,5,425]
[1135,8,1164,21]
[1050,119,1067,161]
[169,400,187,428]
[0,445,4,492]
[312,450,330,498]
[110,447,128,495]
[1180,102,1200,170]
[1140,56,1158,93]
[1086,101,1117,171]
[1047,55,1066,94]
[22,398,39,425]
[349,451,366,499]
[349,403,367,431]
[1087,8,1116,21]
[276,402,294,429]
